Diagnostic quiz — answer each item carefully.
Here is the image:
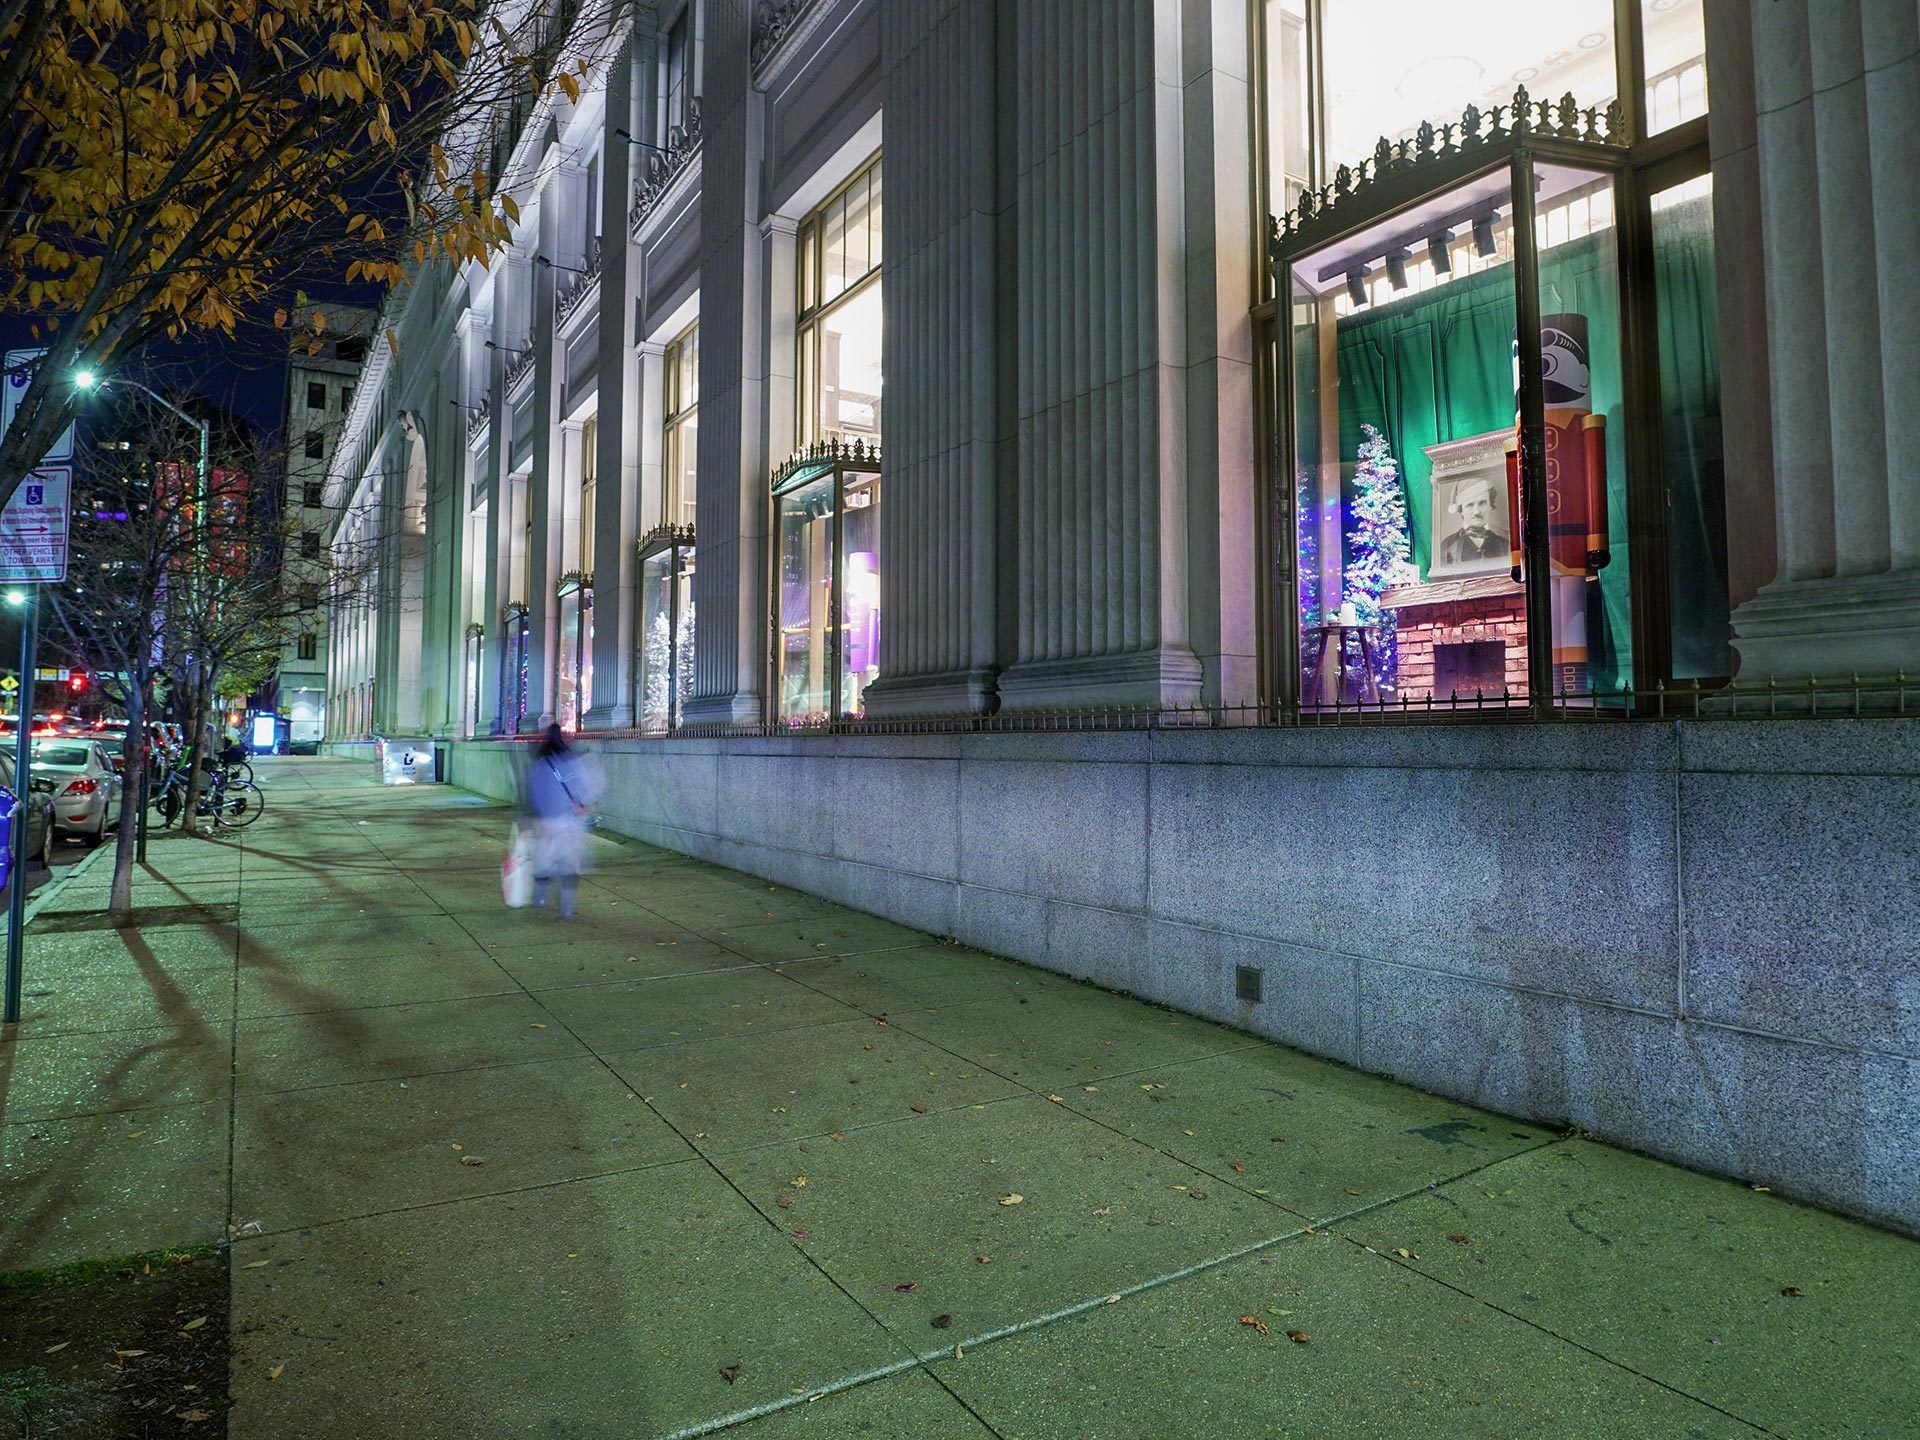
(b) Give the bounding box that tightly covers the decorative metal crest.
[1271,87,1625,257]
[639,521,696,552]
[769,435,882,489]
[503,335,537,392]
[752,0,816,69]
[556,237,604,324]
[465,394,491,443]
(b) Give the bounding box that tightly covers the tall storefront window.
[773,449,882,723]
[663,322,699,530]
[578,416,598,577]
[1266,1,1718,713]
[500,604,530,733]
[463,624,483,738]
[637,535,696,733]
[556,578,593,731]
[799,156,883,447]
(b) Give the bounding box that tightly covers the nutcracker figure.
[1504,313,1611,693]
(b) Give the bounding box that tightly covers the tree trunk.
[180,672,210,836]
[108,678,146,915]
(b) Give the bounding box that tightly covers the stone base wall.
[448,720,1920,1235]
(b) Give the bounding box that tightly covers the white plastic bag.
[501,822,534,908]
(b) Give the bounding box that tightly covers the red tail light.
[63,778,98,796]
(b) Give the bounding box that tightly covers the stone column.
[1730,0,1920,678]
[586,37,642,730]
[683,2,768,726]
[994,0,1204,710]
[759,214,798,493]
[860,0,1003,717]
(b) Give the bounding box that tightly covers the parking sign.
[0,465,71,582]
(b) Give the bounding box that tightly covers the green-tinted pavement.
[2,757,1914,1438]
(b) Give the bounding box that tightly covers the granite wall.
[448,719,1920,1235]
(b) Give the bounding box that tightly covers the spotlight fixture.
[485,340,528,355]
[1472,211,1498,257]
[1383,247,1411,291]
[612,127,669,159]
[1427,229,1454,274]
[1344,265,1371,307]
[535,254,586,275]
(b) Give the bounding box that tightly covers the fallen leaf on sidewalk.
[719,1364,742,1384]
[788,1229,810,1240]
[1285,1329,1311,1344]
[776,1190,797,1209]
[1448,1234,1473,1244]
[1092,1206,1111,1217]
[180,1317,207,1332]
[1240,1315,1270,1334]
[910,1103,929,1114]
[45,1341,70,1354]
[461,1155,487,1166]
[113,1350,148,1362]
[894,1282,916,1293]
[182,1409,210,1422]
[270,1364,286,1381]
[975,1254,991,1264]
[1781,1286,1805,1298]
[243,1260,270,1269]
[1391,1248,1418,1260]
[790,1175,808,1188]
[1231,1163,1247,1173]
[998,1193,1024,1206]
[529,1023,546,1029]
[932,1314,952,1328]
[1046,1094,1065,1104]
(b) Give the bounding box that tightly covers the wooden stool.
[1303,624,1384,706]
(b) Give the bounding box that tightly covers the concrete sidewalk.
[3,755,1914,1437]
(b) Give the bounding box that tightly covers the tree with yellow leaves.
[0,0,627,509]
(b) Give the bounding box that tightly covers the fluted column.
[683,1,766,726]
[586,35,642,730]
[1866,0,1920,569]
[1731,0,1920,678]
[995,0,1203,710]
[526,200,566,726]
[860,0,1003,717]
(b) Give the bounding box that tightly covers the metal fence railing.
[458,672,1920,745]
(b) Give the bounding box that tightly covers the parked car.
[92,728,131,775]
[32,738,123,845]
[0,752,56,869]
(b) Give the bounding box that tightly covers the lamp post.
[4,585,32,1024]
[74,371,208,859]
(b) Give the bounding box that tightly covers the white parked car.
[32,738,123,845]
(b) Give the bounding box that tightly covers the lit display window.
[773,444,882,723]
[638,530,696,734]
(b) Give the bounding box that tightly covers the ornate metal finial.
[1603,97,1624,140]
[1556,93,1579,137]
[1415,120,1436,160]
[1510,85,1532,134]
[1462,103,1484,143]
[1580,106,1601,143]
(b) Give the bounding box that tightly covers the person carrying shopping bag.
[522,723,601,919]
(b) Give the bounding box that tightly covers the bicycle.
[150,756,265,829]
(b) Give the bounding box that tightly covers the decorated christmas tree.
[1342,423,1416,695]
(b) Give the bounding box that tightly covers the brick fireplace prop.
[1382,575,1529,701]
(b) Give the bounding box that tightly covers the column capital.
[759,213,800,242]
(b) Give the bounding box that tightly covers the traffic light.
[68,671,87,694]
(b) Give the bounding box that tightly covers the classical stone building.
[324,0,1920,1233]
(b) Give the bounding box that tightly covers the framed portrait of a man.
[1424,430,1513,580]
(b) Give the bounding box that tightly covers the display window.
[1265,0,1722,716]
[500,604,530,733]
[637,530,696,734]
[772,444,882,724]
[556,577,593,731]
[463,623,483,738]
[663,322,699,530]
[798,156,882,447]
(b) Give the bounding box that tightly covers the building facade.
[277,307,375,749]
[324,0,1920,1234]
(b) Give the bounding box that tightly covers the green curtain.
[1652,194,1728,679]
[1332,230,1637,692]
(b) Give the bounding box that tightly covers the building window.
[578,416,598,576]
[307,381,327,410]
[500,604,531,732]
[773,449,882,723]
[797,155,883,447]
[660,1,701,138]
[556,578,593,731]
[637,537,695,734]
[341,384,354,412]
[663,321,699,530]
[303,481,324,508]
[297,634,318,661]
[300,531,320,560]
[297,584,320,610]
[1264,2,1717,715]
[304,429,324,460]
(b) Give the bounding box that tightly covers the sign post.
[3,589,35,1025]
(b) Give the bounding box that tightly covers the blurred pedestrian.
[523,723,599,919]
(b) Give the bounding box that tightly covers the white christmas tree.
[1342,423,1417,694]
